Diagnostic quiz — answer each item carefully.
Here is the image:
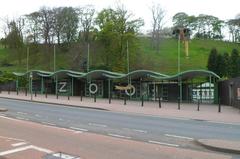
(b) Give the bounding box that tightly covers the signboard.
[58,81,67,93]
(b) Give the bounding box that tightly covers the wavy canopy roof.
[13,69,220,80]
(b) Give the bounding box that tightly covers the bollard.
[56,93,58,99]
[159,96,161,108]
[197,99,200,111]
[17,89,19,95]
[35,91,37,97]
[80,91,83,101]
[218,98,221,113]
[25,88,27,96]
[109,93,111,104]
[94,94,96,102]
[141,95,144,107]
[45,90,47,98]
[124,94,127,105]
[178,98,180,110]
[68,93,70,100]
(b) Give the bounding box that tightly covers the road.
[0,98,240,158]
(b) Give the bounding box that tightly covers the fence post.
[80,90,83,101]
[68,93,70,100]
[94,94,96,102]
[218,97,221,113]
[141,95,144,107]
[45,89,47,98]
[25,88,27,96]
[35,91,37,97]
[178,97,180,110]
[197,99,200,111]
[124,94,127,105]
[159,96,161,108]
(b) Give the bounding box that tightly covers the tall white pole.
[54,45,56,72]
[127,40,129,74]
[27,47,29,72]
[178,34,180,74]
[87,43,90,72]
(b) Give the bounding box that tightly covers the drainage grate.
[43,152,80,159]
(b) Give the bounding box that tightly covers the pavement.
[196,139,240,154]
[0,91,240,156]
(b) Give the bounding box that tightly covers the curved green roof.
[12,69,220,80]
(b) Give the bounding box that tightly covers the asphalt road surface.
[0,98,240,158]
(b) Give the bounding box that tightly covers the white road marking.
[0,145,52,156]
[11,142,27,147]
[31,145,52,153]
[133,129,147,133]
[73,131,83,134]
[108,133,131,139]
[165,134,194,140]
[207,121,240,126]
[70,127,88,132]
[41,122,56,126]
[52,152,81,159]
[148,140,179,147]
[16,117,29,121]
[35,114,41,117]
[88,123,107,128]
[17,112,27,115]
[0,136,25,142]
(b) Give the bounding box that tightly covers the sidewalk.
[196,139,240,154]
[0,91,240,124]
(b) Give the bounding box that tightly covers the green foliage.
[230,49,240,78]
[95,7,144,72]
[207,48,218,74]
[222,52,230,77]
[0,71,16,83]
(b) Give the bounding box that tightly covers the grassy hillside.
[138,38,240,74]
[0,38,239,74]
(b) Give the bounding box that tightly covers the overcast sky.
[0,0,239,33]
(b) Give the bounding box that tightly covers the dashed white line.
[70,127,88,132]
[11,142,27,147]
[41,122,56,126]
[16,117,29,121]
[165,134,194,140]
[133,129,147,133]
[35,114,41,117]
[88,123,107,128]
[148,140,179,147]
[108,133,131,139]
[17,112,27,115]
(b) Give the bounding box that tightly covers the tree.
[222,52,230,77]
[207,48,218,74]
[95,5,144,72]
[78,5,95,43]
[229,49,240,78]
[5,19,24,66]
[216,54,224,78]
[150,3,165,52]
[38,7,55,45]
[172,12,189,28]
[25,12,41,43]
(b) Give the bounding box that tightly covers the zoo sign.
[58,81,67,93]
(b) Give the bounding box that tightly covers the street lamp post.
[30,72,33,101]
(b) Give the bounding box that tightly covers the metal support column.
[41,77,44,94]
[55,75,58,95]
[108,79,111,104]
[71,77,74,96]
